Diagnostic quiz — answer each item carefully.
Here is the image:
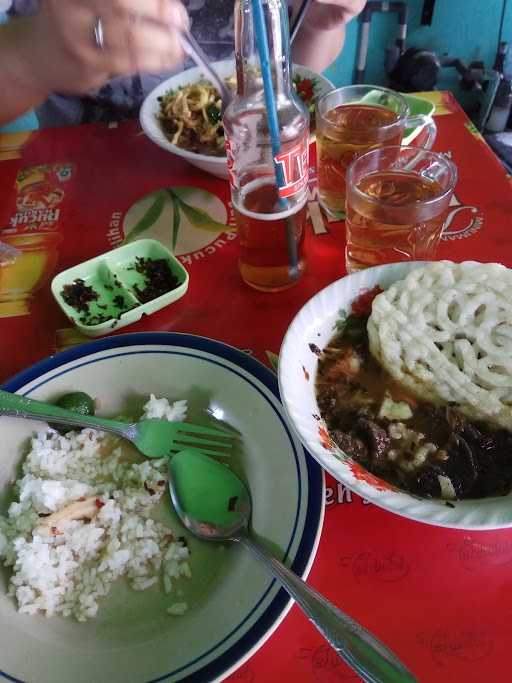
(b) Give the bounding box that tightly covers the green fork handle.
[0,389,132,438]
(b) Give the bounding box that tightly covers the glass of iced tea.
[345,145,457,272]
[316,85,437,219]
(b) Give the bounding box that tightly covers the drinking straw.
[290,0,313,44]
[251,0,299,277]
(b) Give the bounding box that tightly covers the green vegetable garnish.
[55,392,95,417]
[206,103,222,125]
[335,310,368,342]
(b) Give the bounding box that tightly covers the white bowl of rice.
[140,59,333,179]
[0,332,323,683]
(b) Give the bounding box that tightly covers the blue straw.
[251,0,287,201]
[251,0,299,276]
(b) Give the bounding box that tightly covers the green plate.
[51,239,189,337]
[358,90,436,146]
[402,93,436,144]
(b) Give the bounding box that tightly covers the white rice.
[0,396,191,621]
[142,395,187,422]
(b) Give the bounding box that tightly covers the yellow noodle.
[158,81,224,156]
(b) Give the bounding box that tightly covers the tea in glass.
[345,146,457,272]
[233,178,307,292]
[316,86,436,219]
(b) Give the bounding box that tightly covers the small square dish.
[51,239,189,337]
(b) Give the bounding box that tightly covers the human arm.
[0,18,49,125]
[0,0,188,126]
[291,0,366,72]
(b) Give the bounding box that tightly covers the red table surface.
[1,92,512,682]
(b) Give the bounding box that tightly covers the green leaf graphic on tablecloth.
[169,192,181,252]
[169,187,207,203]
[266,351,279,373]
[169,188,232,233]
[123,191,167,244]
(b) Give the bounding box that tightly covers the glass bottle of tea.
[223,0,310,292]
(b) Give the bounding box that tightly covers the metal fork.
[0,389,235,458]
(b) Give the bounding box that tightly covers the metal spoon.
[168,449,418,683]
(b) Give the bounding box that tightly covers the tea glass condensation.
[345,145,458,272]
[316,85,436,219]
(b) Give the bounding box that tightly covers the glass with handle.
[316,85,437,219]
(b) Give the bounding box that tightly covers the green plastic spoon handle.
[0,389,131,437]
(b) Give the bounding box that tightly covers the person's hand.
[291,0,365,72]
[304,0,366,32]
[14,0,189,96]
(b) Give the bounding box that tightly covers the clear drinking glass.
[345,145,457,272]
[316,85,437,219]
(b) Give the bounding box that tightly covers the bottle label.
[274,137,309,199]
[225,134,309,198]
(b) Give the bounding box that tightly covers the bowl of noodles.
[140,59,333,179]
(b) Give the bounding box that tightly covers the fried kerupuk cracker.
[367,261,512,431]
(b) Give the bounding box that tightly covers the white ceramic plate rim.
[278,261,512,531]
[1,332,325,683]
[139,60,333,164]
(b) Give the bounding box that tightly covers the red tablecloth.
[1,92,512,682]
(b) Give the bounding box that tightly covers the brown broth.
[235,180,307,292]
[317,104,403,214]
[315,330,512,501]
[346,171,449,271]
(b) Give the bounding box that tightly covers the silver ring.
[93,16,105,50]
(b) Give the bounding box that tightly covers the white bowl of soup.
[279,260,512,530]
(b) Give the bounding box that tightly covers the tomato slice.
[351,285,383,317]
[297,78,314,102]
